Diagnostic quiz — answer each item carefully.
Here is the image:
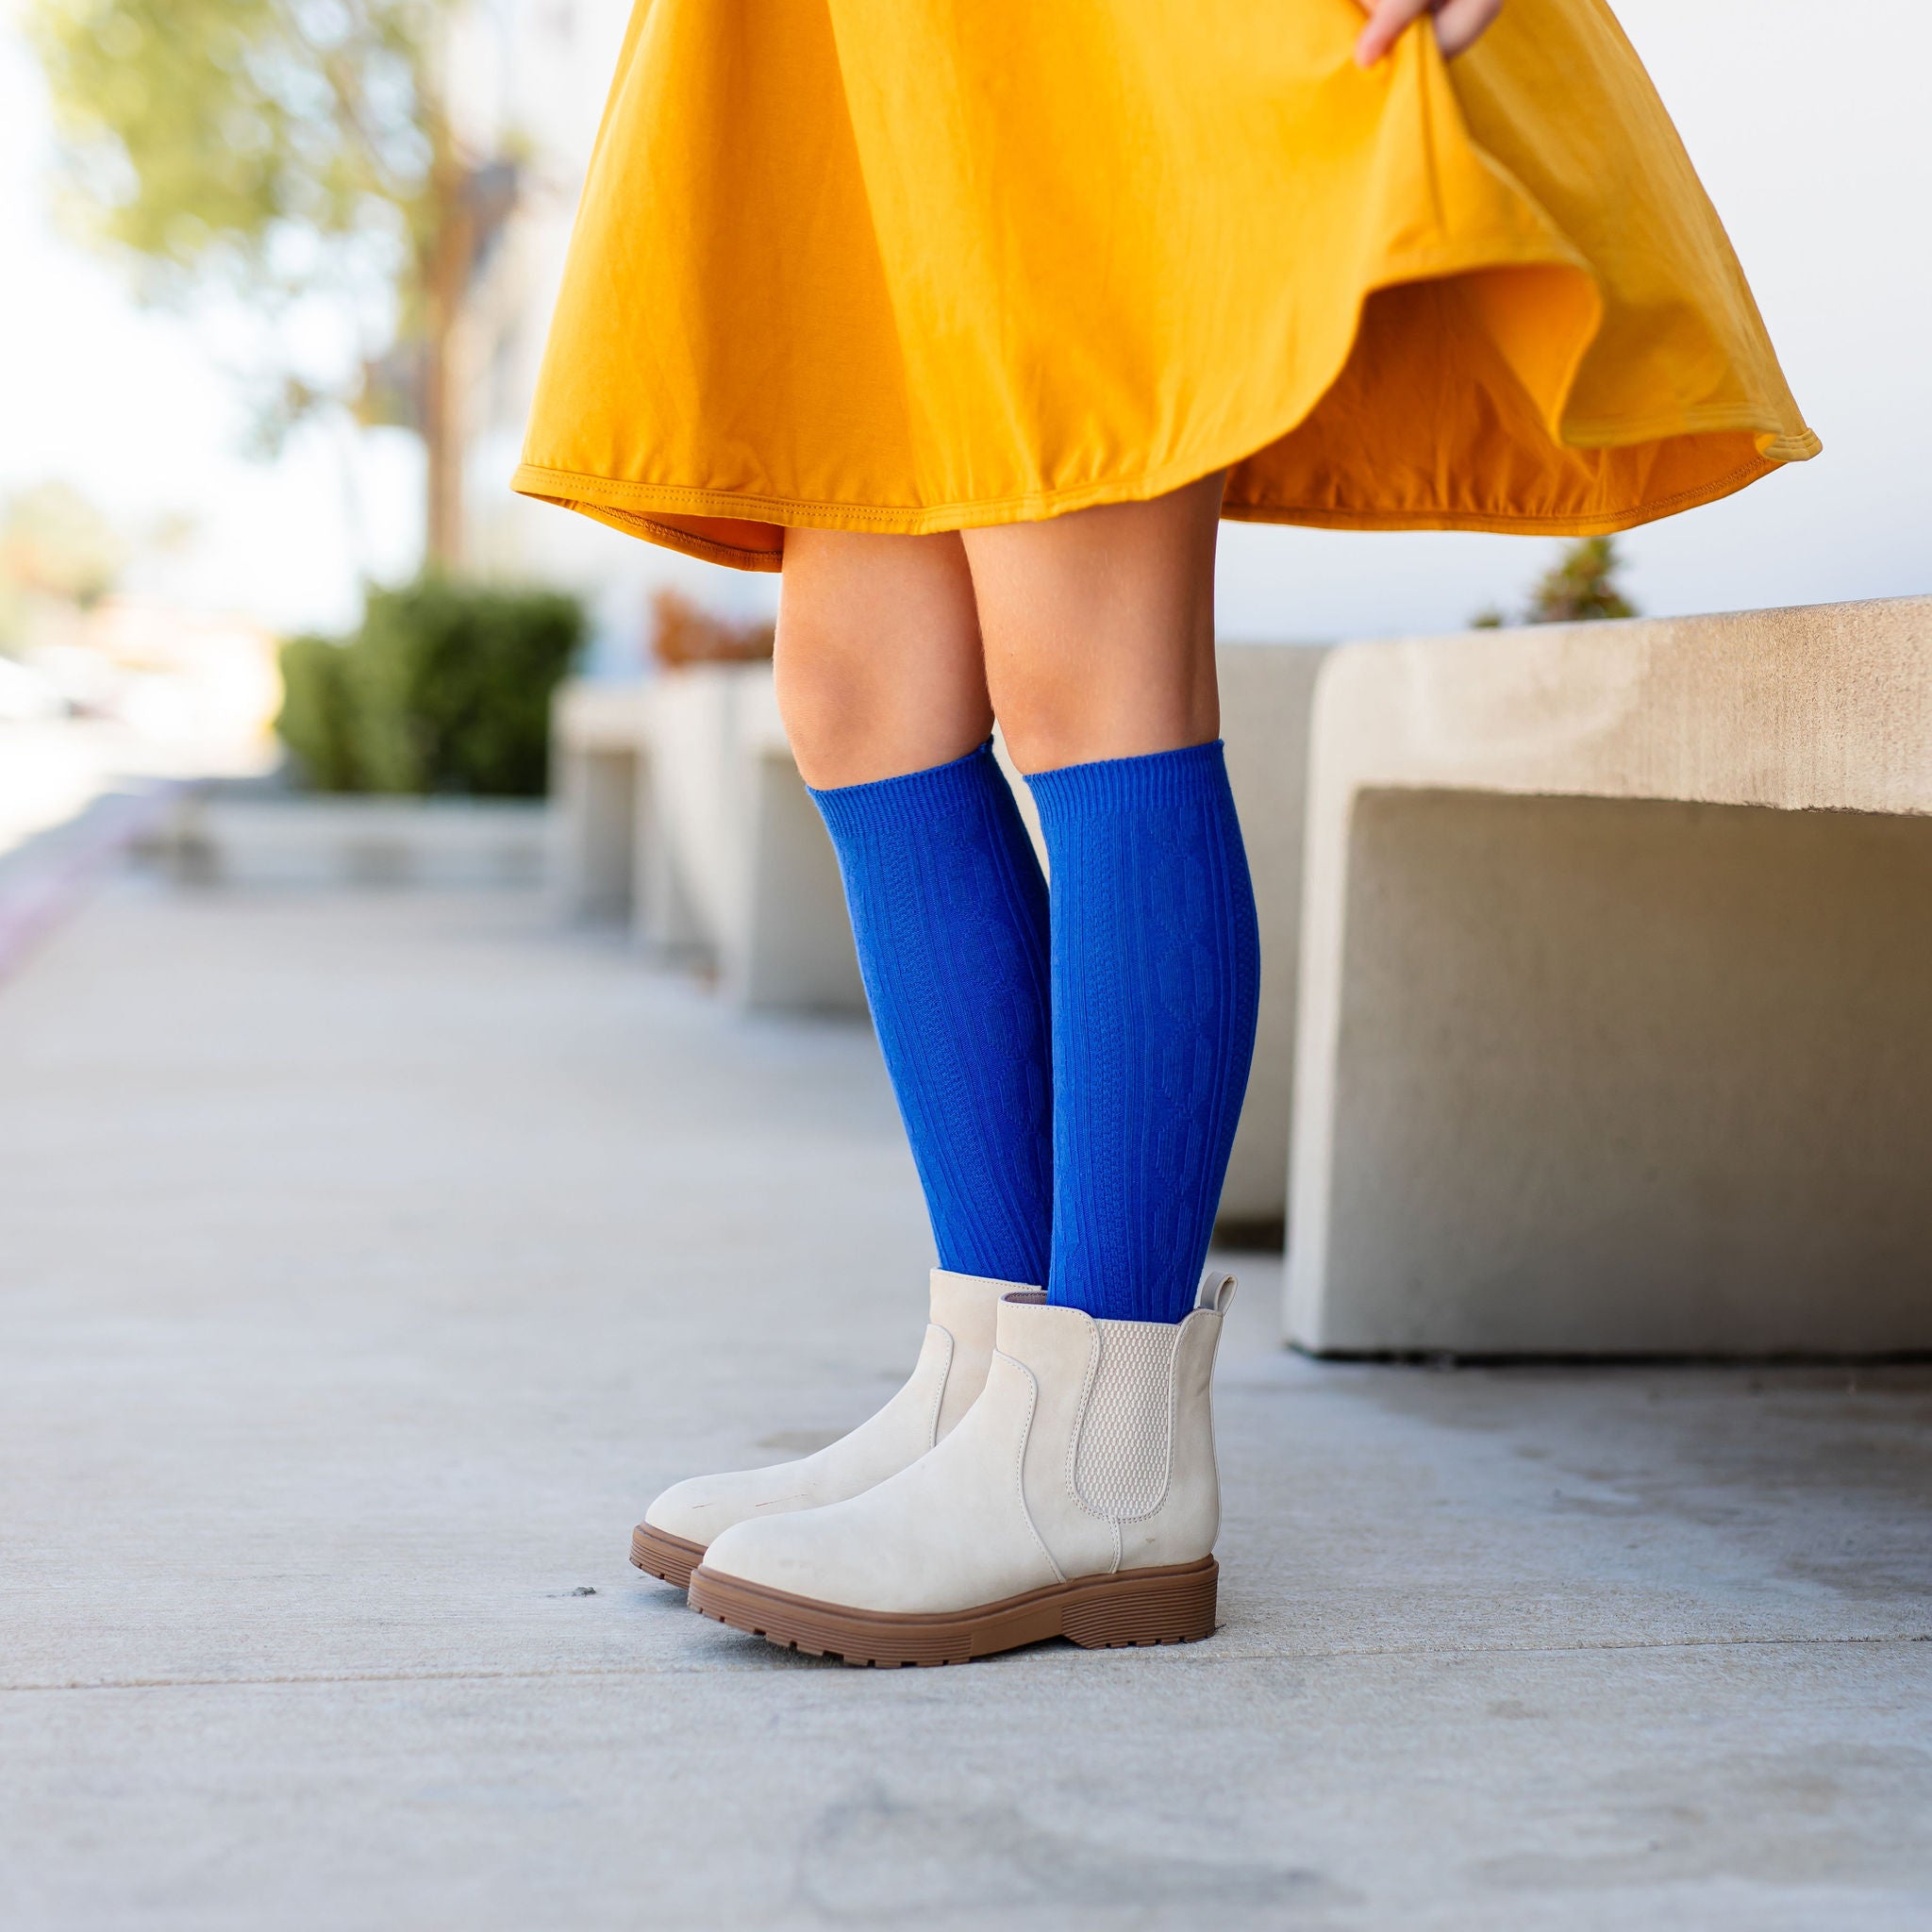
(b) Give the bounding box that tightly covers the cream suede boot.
[687,1272,1234,1663]
[631,1267,1015,1588]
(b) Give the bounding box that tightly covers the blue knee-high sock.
[809,744,1053,1287]
[1025,741,1260,1324]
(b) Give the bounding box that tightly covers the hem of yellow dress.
[1223,449,1784,537]
[1559,413,1822,463]
[512,450,1259,542]
[539,494,786,571]
[512,411,1815,556]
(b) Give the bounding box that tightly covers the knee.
[981,654,1093,774]
[987,608,1224,773]
[774,534,991,790]
[773,620,905,788]
[970,475,1224,772]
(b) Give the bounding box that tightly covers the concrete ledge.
[551,669,865,1013]
[649,667,864,1011]
[1216,642,1329,1230]
[159,794,550,890]
[1288,594,1932,1357]
[550,682,656,921]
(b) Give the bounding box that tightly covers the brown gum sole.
[630,1522,707,1591]
[687,1556,1217,1667]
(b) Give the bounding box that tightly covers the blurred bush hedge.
[276,578,585,796]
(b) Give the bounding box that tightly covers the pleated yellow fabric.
[512,0,1818,572]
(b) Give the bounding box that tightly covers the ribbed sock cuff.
[1023,739,1229,832]
[808,741,1002,841]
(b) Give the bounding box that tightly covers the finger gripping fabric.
[810,744,1053,1288]
[1026,741,1260,1324]
[1074,1320,1183,1520]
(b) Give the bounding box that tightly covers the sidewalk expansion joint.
[7,1629,1927,1693]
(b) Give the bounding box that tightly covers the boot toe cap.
[699,1494,1052,1615]
[700,1510,837,1598]
[700,1505,945,1612]
[641,1474,717,1542]
[643,1468,782,1542]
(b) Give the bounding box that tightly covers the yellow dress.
[512,0,1818,573]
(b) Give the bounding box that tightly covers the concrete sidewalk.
[2,878,1928,1931]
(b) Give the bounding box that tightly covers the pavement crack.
[6,1630,1926,1693]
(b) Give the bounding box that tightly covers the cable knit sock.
[1025,741,1260,1324]
[809,744,1053,1287]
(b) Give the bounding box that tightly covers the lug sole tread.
[687,1556,1217,1666]
[630,1523,707,1591]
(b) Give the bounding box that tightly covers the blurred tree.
[26,0,516,567]
[1470,536,1639,629]
[1524,537,1639,625]
[0,481,125,608]
[0,480,127,648]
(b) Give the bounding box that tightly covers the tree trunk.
[421,149,473,573]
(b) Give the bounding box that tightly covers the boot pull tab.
[1194,1270,1236,1315]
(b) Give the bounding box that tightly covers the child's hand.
[1355,0,1504,67]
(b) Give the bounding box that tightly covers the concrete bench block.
[551,670,864,1013]
[162,795,550,890]
[1215,642,1330,1233]
[633,666,757,964]
[550,681,655,922]
[668,670,864,1012]
[1289,595,1932,1357]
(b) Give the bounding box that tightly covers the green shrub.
[1470,536,1639,631]
[275,577,586,796]
[275,632,371,791]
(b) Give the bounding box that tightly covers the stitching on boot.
[1072,1321,1183,1521]
[1198,1313,1220,1529]
[1004,1354,1063,1584]
[1062,1323,1103,1516]
[923,1324,954,1446]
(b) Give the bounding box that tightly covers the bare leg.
[776,471,1223,780]
[962,471,1224,773]
[774,528,990,788]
